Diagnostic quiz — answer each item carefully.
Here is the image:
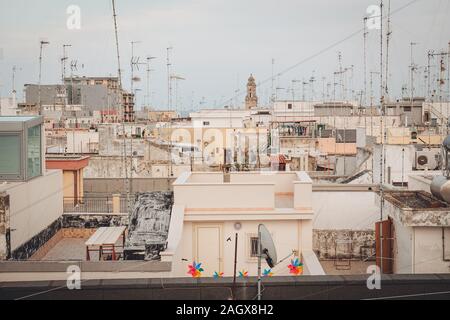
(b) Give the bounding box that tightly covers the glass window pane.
[0,135,21,175]
[27,125,41,179]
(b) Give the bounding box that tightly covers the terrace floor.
[39,237,123,262]
[40,238,88,261]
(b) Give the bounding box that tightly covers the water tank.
[430,175,450,203]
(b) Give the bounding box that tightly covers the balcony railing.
[63,196,131,214]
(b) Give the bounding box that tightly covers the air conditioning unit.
[415,151,439,170]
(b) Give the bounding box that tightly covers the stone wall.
[313,229,375,260]
[11,218,63,261]
[62,213,126,229]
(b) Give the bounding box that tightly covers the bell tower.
[245,74,258,110]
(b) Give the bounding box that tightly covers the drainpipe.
[412,228,415,274]
[443,228,450,262]
[1,193,11,260]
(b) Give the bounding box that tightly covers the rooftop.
[384,191,447,210]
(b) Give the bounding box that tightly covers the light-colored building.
[66,129,99,154]
[272,101,315,121]
[189,109,252,128]
[0,97,18,116]
[162,171,325,277]
[0,116,64,260]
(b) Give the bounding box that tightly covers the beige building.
[161,171,325,277]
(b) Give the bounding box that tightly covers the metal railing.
[63,196,129,214]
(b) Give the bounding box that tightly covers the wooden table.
[85,226,127,261]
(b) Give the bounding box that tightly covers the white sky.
[0,0,449,112]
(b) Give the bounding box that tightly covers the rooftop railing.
[63,196,130,214]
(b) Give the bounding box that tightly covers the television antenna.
[146,56,157,107]
[257,224,277,301]
[38,40,50,115]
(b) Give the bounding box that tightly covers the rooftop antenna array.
[111,0,132,219]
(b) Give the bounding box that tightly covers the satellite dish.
[259,224,277,268]
[257,224,277,301]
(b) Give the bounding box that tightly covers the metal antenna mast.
[111,0,132,220]
[448,42,450,103]
[427,50,433,101]
[38,40,50,115]
[363,18,368,107]
[146,56,156,107]
[61,44,72,122]
[171,74,186,114]
[379,0,385,275]
[271,58,275,104]
[410,42,418,109]
[112,0,122,90]
[167,46,174,180]
[167,47,173,109]
[385,0,392,100]
[62,44,72,84]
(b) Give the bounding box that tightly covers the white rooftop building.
[162,171,325,277]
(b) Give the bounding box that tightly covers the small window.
[0,134,21,176]
[403,106,412,112]
[288,104,293,110]
[203,121,210,126]
[250,237,259,258]
[27,125,41,179]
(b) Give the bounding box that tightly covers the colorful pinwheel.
[238,270,249,278]
[263,268,274,277]
[288,258,303,275]
[187,261,204,278]
[213,271,224,278]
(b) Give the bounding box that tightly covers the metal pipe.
[257,224,262,301]
[233,233,238,293]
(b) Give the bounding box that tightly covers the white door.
[194,225,222,275]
